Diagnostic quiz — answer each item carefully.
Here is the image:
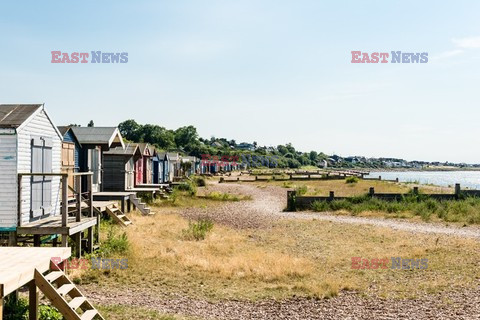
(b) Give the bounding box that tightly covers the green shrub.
[99,226,129,257]
[176,181,197,196]
[39,305,62,320]
[4,296,28,319]
[192,176,206,187]
[345,176,359,184]
[311,200,330,212]
[295,185,308,196]
[182,218,214,241]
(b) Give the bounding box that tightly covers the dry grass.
[75,208,480,302]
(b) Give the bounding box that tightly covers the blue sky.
[1,1,479,163]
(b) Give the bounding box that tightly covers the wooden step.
[45,271,64,283]
[69,296,87,310]
[35,269,105,320]
[81,310,98,320]
[57,284,75,296]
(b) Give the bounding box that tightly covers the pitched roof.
[167,152,180,160]
[71,127,125,148]
[0,104,42,128]
[57,126,71,136]
[104,143,140,156]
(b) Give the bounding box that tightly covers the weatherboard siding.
[0,133,18,228]
[62,129,80,169]
[17,110,62,225]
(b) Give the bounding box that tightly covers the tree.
[174,126,199,148]
[87,120,94,127]
[119,120,141,141]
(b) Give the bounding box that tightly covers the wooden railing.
[17,172,93,228]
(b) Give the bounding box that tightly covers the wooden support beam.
[61,235,68,247]
[76,176,82,222]
[74,233,82,258]
[17,175,22,227]
[28,280,38,320]
[61,175,68,228]
[87,174,93,218]
[33,235,41,247]
[0,296,3,320]
[87,227,94,254]
[8,232,17,246]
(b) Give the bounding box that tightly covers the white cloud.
[452,36,480,48]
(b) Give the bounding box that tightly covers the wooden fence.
[287,184,480,210]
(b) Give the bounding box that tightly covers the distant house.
[237,142,255,151]
[0,104,63,229]
[71,127,124,192]
[103,144,142,191]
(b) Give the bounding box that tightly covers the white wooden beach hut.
[0,104,62,230]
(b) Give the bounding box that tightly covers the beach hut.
[57,126,81,195]
[135,143,152,185]
[0,104,63,229]
[167,152,181,180]
[70,126,124,192]
[156,152,170,183]
[103,144,142,191]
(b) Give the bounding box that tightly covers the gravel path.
[85,285,480,320]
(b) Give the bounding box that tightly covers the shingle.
[0,104,42,128]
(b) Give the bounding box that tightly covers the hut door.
[62,142,75,196]
[31,137,53,219]
[88,148,101,192]
[126,158,134,189]
[135,158,143,185]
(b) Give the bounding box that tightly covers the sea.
[364,171,480,189]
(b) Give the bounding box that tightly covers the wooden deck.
[16,216,97,236]
[93,191,135,212]
[0,247,70,298]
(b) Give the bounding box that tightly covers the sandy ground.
[85,182,480,319]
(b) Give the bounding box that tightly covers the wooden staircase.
[35,268,105,320]
[129,194,152,215]
[105,204,132,227]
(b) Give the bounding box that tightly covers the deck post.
[8,232,17,246]
[87,174,93,218]
[0,295,3,320]
[61,175,68,228]
[17,174,22,227]
[87,227,94,253]
[76,176,82,222]
[74,233,81,258]
[33,235,40,247]
[28,280,38,320]
[61,234,68,247]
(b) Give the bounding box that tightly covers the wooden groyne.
[287,184,480,210]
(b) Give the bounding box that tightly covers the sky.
[1,1,479,163]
